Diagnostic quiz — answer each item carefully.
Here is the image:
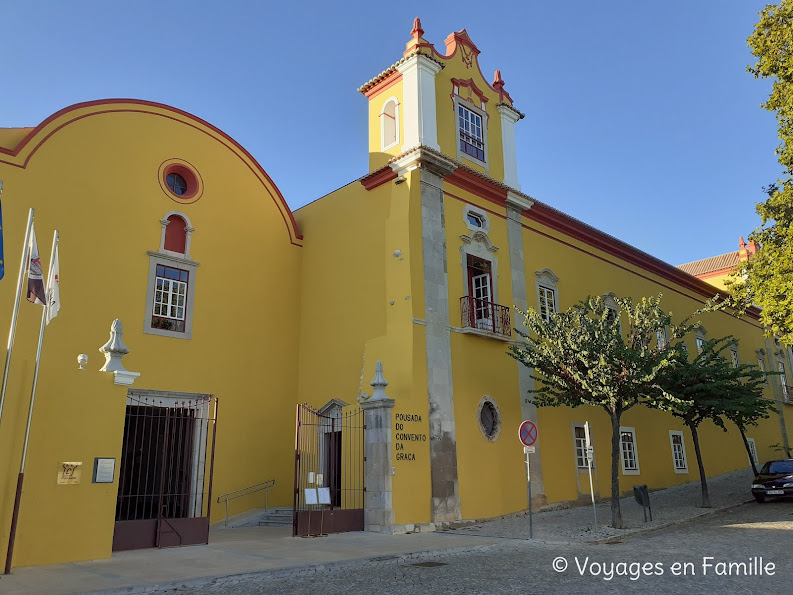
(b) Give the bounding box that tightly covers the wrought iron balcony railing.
[460,296,511,338]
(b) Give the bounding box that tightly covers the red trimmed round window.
[159,159,203,204]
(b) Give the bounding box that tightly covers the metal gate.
[293,403,365,537]
[112,394,218,551]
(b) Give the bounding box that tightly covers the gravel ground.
[447,467,755,543]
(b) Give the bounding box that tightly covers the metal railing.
[216,479,275,526]
[460,296,511,338]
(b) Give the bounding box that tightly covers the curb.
[585,499,753,545]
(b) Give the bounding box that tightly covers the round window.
[166,173,188,196]
[159,159,203,203]
[476,396,502,441]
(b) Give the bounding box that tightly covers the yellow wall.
[0,102,303,567]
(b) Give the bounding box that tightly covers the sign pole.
[518,420,538,540]
[584,421,597,530]
[524,446,533,539]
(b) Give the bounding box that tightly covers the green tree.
[654,337,771,506]
[729,1,793,342]
[509,294,702,529]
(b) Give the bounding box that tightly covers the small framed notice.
[93,458,116,483]
[304,488,318,505]
[317,487,331,505]
[57,461,82,485]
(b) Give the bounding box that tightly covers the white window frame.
[463,204,491,235]
[453,94,488,172]
[145,214,199,340]
[757,349,768,384]
[730,347,739,368]
[778,360,789,402]
[572,424,593,469]
[535,269,560,322]
[746,437,759,466]
[152,265,188,325]
[380,96,400,151]
[695,327,707,354]
[656,327,669,351]
[619,426,640,475]
[669,430,688,474]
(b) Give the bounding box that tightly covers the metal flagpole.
[0,207,34,431]
[4,229,56,575]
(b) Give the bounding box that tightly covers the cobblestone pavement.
[174,501,793,594]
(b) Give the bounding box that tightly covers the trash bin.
[633,484,652,522]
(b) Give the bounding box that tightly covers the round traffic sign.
[518,420,537,446]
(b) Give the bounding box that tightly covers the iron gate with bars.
[112,393,218,551]
[293,403,365,537]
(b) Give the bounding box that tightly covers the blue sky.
[0,1,780,266]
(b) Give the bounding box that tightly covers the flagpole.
[0,208,34,431]
[4,229,57,575]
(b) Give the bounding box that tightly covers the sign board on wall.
[92,458,115,483]
[57,461,82,485]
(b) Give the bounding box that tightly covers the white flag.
[45,244,60,325]
[26,225,46,306]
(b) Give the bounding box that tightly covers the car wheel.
[754,495,766,503]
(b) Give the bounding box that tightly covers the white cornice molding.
[396,52,444,77]
[390,147,457,178]
[496,103,523,124]
[506,191,533,212]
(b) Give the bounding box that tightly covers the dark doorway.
[324,430,342,507]
[112,395,217,551]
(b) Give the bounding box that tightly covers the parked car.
[751,459,793,503]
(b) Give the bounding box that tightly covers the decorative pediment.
[319,398,349,416]
[452,78,489,106]
[461,231,498,253]
[535,268,560,283]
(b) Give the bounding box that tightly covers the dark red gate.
[112,393,218,551]
[293,403,365,537]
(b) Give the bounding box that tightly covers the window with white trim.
[669,431,688,473]
[656,328,668,350]
[144,213,198,340]
[380,97,399,151]
[757,349,767,383]
[535,269,560,323]
[619,427,640,474]
[152,265,189,332]
[463,205,490,234]
[458,103,484,162]
[730,347,739,368]
[778,360,788,401]
[573,425,593,469]
[746,437,759,466]
[467,255,493,330]
[695,328,707,354]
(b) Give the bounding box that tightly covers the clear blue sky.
[1,1,780,266]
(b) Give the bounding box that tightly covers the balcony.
[460,296,511,339]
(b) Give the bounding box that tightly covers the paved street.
[177,501,793,594]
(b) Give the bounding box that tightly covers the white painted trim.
[143,252,199,340]
[497,103,521,190]
[451,325,512,342]
[159,210,194,259]
[380,96,400,151]
[619,426,640,475]
[396,54,441,152]
[463,204,491,234]
[572,423,594,469]
[534,269,560,321]
[669,430,688,474]
[505,191,533,212]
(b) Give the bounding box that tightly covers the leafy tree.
[509,294,704,529]
[654,337,771,506]
[728,1,793,342]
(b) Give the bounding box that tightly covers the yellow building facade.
[0,20,791,568]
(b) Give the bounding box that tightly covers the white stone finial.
[77,354,88,370]
[369,361,390,401]
[99,319,130,373]
[98,319,141,386]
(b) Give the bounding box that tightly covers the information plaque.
[93,458,116,483]
[317,487,331,505]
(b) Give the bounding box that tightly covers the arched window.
[380,97,399,150]
[164,214,187,254]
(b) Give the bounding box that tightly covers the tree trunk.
[688,423,711,507]
[738,425,759,476]
[610,411,624,529]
